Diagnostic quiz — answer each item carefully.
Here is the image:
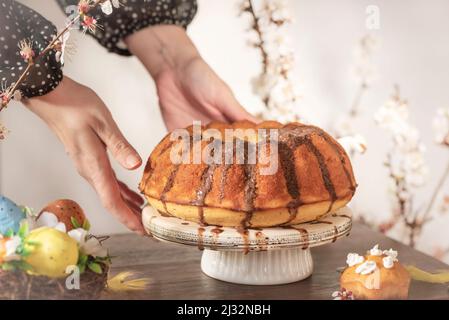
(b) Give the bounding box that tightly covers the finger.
[72,130,144,234]
[118,180,145,207]
[216,89,259,123]
[94,112,142,170]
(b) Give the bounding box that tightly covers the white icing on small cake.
[382,256,395,269]
[369,244,383,256]
[383,248,398,261]
[346,253,364,267]
[355,260,377,275]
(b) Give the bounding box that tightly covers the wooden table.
[102,222,449,300]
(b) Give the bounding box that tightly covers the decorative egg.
[39,199,87,231]
[0,195,26,235]
[24,227,79,278]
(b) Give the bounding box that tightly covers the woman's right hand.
[24,76,145,234]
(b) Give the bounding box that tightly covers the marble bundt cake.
[139,121,356,228]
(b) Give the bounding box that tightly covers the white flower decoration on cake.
[369,244,383,256]
[382,256,395,269]
[383,248,398,261]
[355,260,377,275]
[346,253,364,267]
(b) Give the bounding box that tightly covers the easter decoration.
[333,244,449,300]
[0,196,26,235]
[0,197,110,300]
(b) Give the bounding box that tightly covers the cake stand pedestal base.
[201,247,313,285]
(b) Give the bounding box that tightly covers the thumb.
[217,89,259,123]
[95,115,142,170]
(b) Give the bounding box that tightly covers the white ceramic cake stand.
[142,206,352,285]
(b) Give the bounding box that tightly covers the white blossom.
[338,134,367,155]
[55,32,71,65]
[2,235,22,262]
[432,108,449,145]
[68,228,107,258]
[245,0,305,122]
[375,92,428,189]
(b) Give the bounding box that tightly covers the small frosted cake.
[339,244,411,300]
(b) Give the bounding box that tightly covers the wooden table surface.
[102,222,449,300]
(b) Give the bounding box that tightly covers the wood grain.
[102,222,449,300]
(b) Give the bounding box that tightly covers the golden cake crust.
[140,121,357,227]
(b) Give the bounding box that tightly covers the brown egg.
[39,199,87,231]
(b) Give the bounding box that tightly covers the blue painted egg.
[0,195,26,235]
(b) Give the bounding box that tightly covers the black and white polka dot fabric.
[0,0,197,99]
[0,0,63,99]
[56,0,198,56]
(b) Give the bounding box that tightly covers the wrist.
[125,25,201,79]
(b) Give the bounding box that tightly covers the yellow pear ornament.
[24,227,79,278]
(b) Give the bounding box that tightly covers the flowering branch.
[0,0,117,113]
[244,0,269,75]
[240,0,304,122]
[370,86,449,249]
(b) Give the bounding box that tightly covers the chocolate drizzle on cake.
[255,231,268,251]
[237,227,250,254]
[160,135,196,213]
[192,144,217,226]
[290,227,309,250]
[303,136,338,213]
[278,136,302,223]
[317,130,357,193]
[332,225,339,243]
[160,164,180,213]
[211,226,224,250]
[310,220,332,225]
[241,141,257,229]
[332,213,352,221]
[197,227,206,251]
[278,124,340,223]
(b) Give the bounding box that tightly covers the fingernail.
[126,154,141,168]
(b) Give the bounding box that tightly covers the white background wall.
[1,0,448,259]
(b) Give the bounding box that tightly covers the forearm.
[124,25,201,79]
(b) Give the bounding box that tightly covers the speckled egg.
[38,199,87,231]
[0,195,26,235]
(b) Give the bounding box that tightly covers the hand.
[126,25,256,131]
[24,76,145,234]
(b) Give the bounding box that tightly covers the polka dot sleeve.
[56,0,198,56]
[0,0,63,99]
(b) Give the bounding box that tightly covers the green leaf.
[77,262,86,274]
[82,219,91,231]
[87,262,102,274]
[1,263,14,271]
[71,216,81,229]
[18,220,29,238]
[20,206,34,217]
[4,229,13,238]
[78,253,88,265]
